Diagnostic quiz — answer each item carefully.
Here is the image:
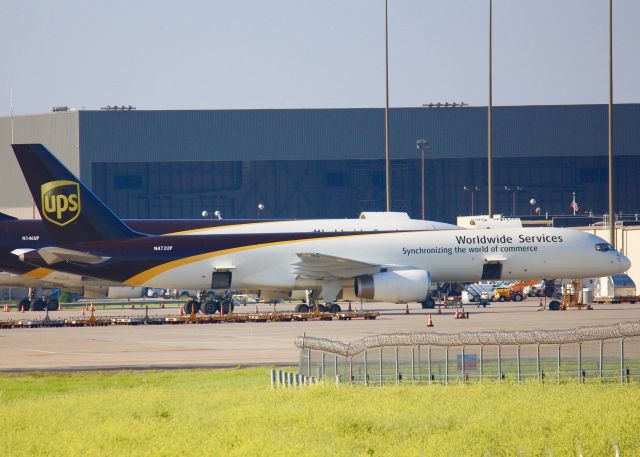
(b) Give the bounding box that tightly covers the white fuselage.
[136,228,630,290]
[11,216,459,289]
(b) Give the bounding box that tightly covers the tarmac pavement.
[1,300,639,371]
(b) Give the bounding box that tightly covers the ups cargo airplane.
[0,210,455,289]
[0,208,458,304]
[10,144,631,309]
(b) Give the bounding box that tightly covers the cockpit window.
[595,243,614,252]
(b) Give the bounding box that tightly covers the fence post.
[517,345,521,383]
[599,340,603,380]
[557,344,561,383]
[480,345,484,383]
[321,352,325,378]
[418,345,422,380]
[497,345,502,382]
[461,346,465,384]
[270,369,276,389]
[334,355,338,379]
[536,344,540,382]
[578,342,582,382]
[307,349,311,378]
[379,347,383,386]
[411,347,415,382]
[395,347,399,384]
[364,350,368,386]
[428,346,432,384]
[349,357,353,383]
[620,338,625,384]
[445,346,449,385]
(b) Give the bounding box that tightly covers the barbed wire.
[295,321,640,357]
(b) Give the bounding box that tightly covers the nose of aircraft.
[619,253,631,272]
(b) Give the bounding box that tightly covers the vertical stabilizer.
[12,144,143,243]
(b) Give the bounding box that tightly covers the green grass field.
[1,368,638,456]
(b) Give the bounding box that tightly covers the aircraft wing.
[293,253,383,279]
[28,247,110,265]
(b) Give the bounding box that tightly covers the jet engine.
[354,269,431,303]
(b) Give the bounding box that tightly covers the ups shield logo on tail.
[41,180,81,227]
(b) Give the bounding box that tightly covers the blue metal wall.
[78,104,640,222]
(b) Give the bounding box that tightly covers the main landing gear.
[184,292,235,315]
[18,288,60,311]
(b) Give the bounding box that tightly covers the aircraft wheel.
[184,299,200,314]
[512,293,524,302]
[221,298,234,315]
[18,297,31,311]
[295,304,309,313]
[497,296,506,302]
[31,297,47,311]
[421,298,436,309]
[47,298,60,311]
[548,300,561,311]
[329,303,342,314]
[202,299,220,315]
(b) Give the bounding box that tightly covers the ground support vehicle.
[492,287,525,302]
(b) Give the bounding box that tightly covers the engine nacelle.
[354,269,431,303]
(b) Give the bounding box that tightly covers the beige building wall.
[0,112,79,208]
[0,206,40,219]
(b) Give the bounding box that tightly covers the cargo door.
[481,262,502,281]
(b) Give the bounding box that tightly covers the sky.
[1,0,639,115]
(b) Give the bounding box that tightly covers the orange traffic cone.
[454,308,459,319]
[90,302,95,313]
[427,314,434,327]
[405,303,409,314]
[81,308,85,319]
[437,306,442,314]
[179,305,184,316]
[21,304,25,313]
[539,299,544,308]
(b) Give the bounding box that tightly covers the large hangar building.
[0,104,638,223]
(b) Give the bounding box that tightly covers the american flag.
[570,193,579,213]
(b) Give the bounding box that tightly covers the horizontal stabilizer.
[33,247,111,265]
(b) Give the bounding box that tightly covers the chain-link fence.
[296,322,640,384]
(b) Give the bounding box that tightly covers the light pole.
[504,186,523,216]
[608,0,615,248]
[416,138,429,220]
[487,0,494,218]
[257,203,264,220]
[463,186,480,216]
[384,0,391,212]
